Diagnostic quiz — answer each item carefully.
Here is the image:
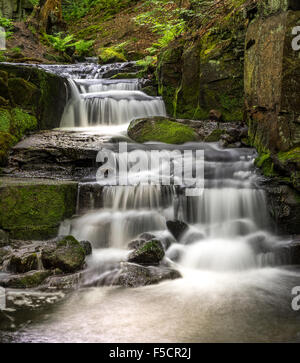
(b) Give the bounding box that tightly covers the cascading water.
[3,63,300,343]
[59,68,166,128]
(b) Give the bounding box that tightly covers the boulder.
[127,240,165,265]
[128,117,199,144]
[7,251,38,273]
[0,178,78,240]
[41,236,85,273]
[166,220,188,241]
[116,262,182,288]
[209,110,222,122]
[0,270,51,289]
[80,241,93,256]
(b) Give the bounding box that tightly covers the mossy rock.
[41,236,85,273]
[205,129,226,142]
[128,117,199,144]
[0,78,9,100]
[0,178,78,240]
[0,131,15,166]
[8,78,39,109]
[110,72,140,79]
[98,47,127,64]
[8,252,38,273]
[127,240,165,265]
[0,270,51,289]
[10,108,37,140]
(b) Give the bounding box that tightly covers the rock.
[0,178,78,240]
[127,240,165,265]
[265,183,300,235]
[0,229,9,247]
[41,236,85,273]
[115,262,182,288]
[209,110,222,122]
[98,47,127,64]
[245,233,271,254]
[42,273,82,291]
[7,251,38,273]
[80,241,93,256]
[166,220,188,241]
[0,270,51,289]
[138,232,156,241]
[0,247,11,266]
[8,78,39,108]
[205,129,225,142]
[271,240,300,265]
[128,117,199,144]
[128,239,146,250]
[0,63,68,130]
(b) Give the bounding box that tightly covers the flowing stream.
[1,63,300,343]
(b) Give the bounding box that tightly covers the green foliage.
[73,39,95,57]
[0,16,13,40]
[98,41,129,64]
[134,0,188,54]
[63,0,134,22]
[43,32,75,53]
[28,0,39,6]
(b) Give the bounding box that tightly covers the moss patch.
[128,117,199,144]
[98,47,127,64]
[0,178,78,240]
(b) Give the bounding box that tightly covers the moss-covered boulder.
[128,117,199,144]
[41,236,86,273]
[0,178,78,240]
[8,251,39,273]
[0,270,51,289]
[98,47,127,64]
[127,240,165,265]
[8,78,39,109]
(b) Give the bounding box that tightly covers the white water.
[60,78,166,127]
[3,63,299,343]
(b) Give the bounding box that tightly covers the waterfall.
[60,79,166,127]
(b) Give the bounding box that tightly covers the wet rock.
[42,272,82,291]
[0,270,51,289]
[127,240,165,265]
[116,262,182,288]
[80,241,93,256]
[138,232,156,241]
[128,239,146,250]
[265,183,300,235]
[41,236,85,273]
[128,117,199,144]
[7,251,38,273]
[166,220,188,241]
[245,233,271,254]
[271,240,300,265]
[0,177,78,240]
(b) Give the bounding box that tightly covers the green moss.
[0,109,11,133]
[98,47,127,64]
[0,180,78,240]
[128,117,199,144]
[278,147,300,164]
[8,78,39,110]
[255,152,278,177]
[110,72,140,79]
[0,131,15,166]
[205,129,225,142]
[9,271,51,289]
[10,108,37,139]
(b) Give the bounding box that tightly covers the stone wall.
[244,8,300,192]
